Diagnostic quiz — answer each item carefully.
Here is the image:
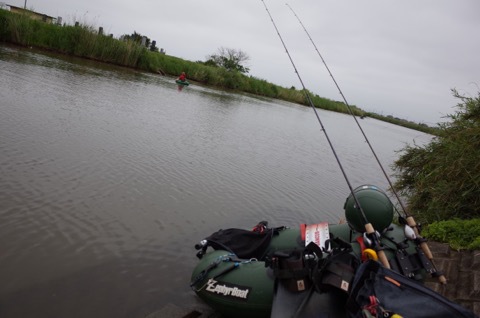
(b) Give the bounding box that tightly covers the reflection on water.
[0,44,432,317]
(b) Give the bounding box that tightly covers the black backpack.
[194,221,285,260]
[346,260,478,318]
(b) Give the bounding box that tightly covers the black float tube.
[285,3,446,284]
[260,0,390,269]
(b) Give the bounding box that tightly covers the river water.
[0,44,432,317]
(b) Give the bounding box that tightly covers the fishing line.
[285,3,446,283]
[260,0,355,210]
[260,0,390,269]
[285,3,407,218]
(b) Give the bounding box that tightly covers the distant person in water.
[178,72,186,81]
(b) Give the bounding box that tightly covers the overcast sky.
[11,0,480,125]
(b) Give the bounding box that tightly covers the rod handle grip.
[364,223,390,268]
[407,216,434,259]
[419,241,434,260]
[377,249,390,269]
[406,216,421,237]
[438,274,447,285]
[364,223,374,234]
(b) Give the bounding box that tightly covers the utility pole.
[24,0,26,9]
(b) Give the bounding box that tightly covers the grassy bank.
[423,218,480,250]
[0,9,437,134]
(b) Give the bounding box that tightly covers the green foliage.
[367,112,438,135]
[393,90,480,223]
[206,47,250,74]
[0,10,148,66]
[423,218,480,250]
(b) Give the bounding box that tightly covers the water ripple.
[0,45,432,317]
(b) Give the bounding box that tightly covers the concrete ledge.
[473,251,480,270]
[457,271,474,299]
[473,271,480,298]
[427,241,451,257]
[460,251,474,269]
[474,302,480,317]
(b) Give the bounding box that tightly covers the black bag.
[269,248,314,293]
[195,222,284,260]
[313,247,360,294]
[347,260,478,318]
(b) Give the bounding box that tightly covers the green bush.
[393,90,480,223]
[423,218,480,250]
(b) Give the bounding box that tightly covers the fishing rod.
[285,3,408,218]
[285,3,446,284]
[260,0,390,269]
